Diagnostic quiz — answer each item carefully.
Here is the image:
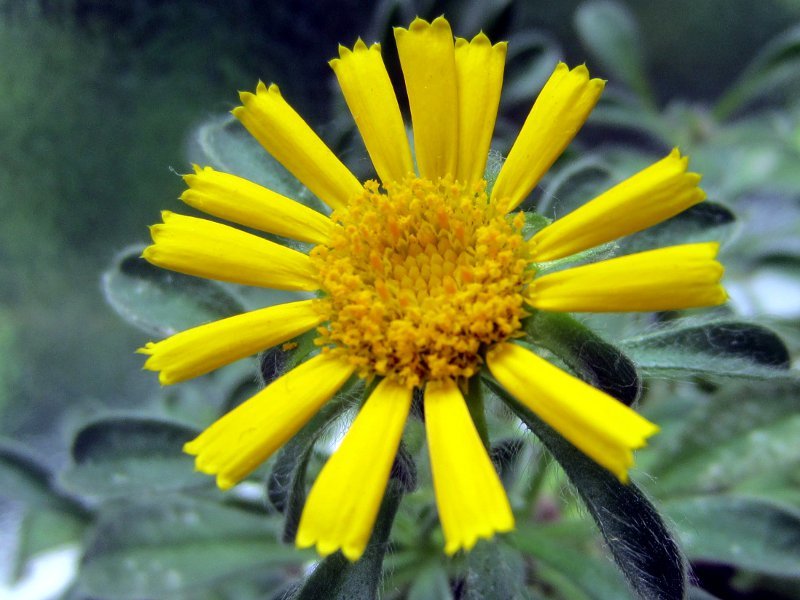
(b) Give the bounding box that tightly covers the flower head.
[141,16,725,560]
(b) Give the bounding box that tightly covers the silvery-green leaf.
[79,495,304,599]
[16,508,86,575]
[59,416,207,499]
[501,31,563,110]
[0,439,74,510]
[620,319,791,379]
[574,0,654,106]
[407,565,452,600]
[537,156,614,218]
[715,23,800,119]
[464,540,530,600]
[510,522,630,600]
[587,89,670,143]
[186,115,319,208]
[663,495,800,577]
[642,379,800,495]
[102,246,246,337]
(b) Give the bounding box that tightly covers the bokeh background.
[2,1,800,599]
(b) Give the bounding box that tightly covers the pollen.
[310,175,532,388]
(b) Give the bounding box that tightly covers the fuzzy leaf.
[511,522,630,600]
[643,379,800,496]
[102,246,246,337]
[524,311,641,406]
[407,565,452,600]
[538,156,613,218]
[501,31,563,110]
[620,319,791,379]
[59,416,207,498]
[574,0,653,105]
[0,439,74,510]
[663,495,800,577]
[187,114,321,209]
[715,23,800,118]
[488,380,687,600]
[16,508,86,571]
[464,540,529,600]
[79,495,304,598]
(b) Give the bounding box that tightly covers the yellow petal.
[331,40,414,184]
[395,16,458,180]
[491,63,605,212]
[181,165,334,245]
[139,300,324,385]
[531,149,706,261]
[184,353,355,490]
[233,82,361,210]
[454,33,507,186]
[296,378,412,561]
[143,212,318,291]
[424,379,514,554]
[487,343,659,481]
[527,242,727,312]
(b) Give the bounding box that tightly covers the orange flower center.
[311,176,531,387]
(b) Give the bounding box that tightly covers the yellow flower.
[140,16,726,560]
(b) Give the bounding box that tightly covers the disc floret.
[311,175,532,387]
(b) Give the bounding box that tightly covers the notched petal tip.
[136,342,155,356]
[409,16,432,31]
[571,63,590,77]
[471,30,491,46]
[431,15,451,31]
[342,543,366,562]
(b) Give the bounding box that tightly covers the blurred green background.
[2,1,800,599]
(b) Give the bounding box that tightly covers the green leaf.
[464,540,530,600]
[663,495,800,577]
[16,508,86,569]
[574,0,654,106]
[79,495,305,599]
[643,379,800,496]
[406,564,452,600]
[715,23,800,119]
[293,479,404,600]
[187,114,321,209]
[487,380,687,600]
[102,246,246,337]
[620,319,791,379]
[616,202,737,254]
[524,311,641,406]
[0,439,77,511]
[587,91,670,143]
[59,416,208,499]
[501,31,563,110]
[511,522,631,600]
[538,156,613,218]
